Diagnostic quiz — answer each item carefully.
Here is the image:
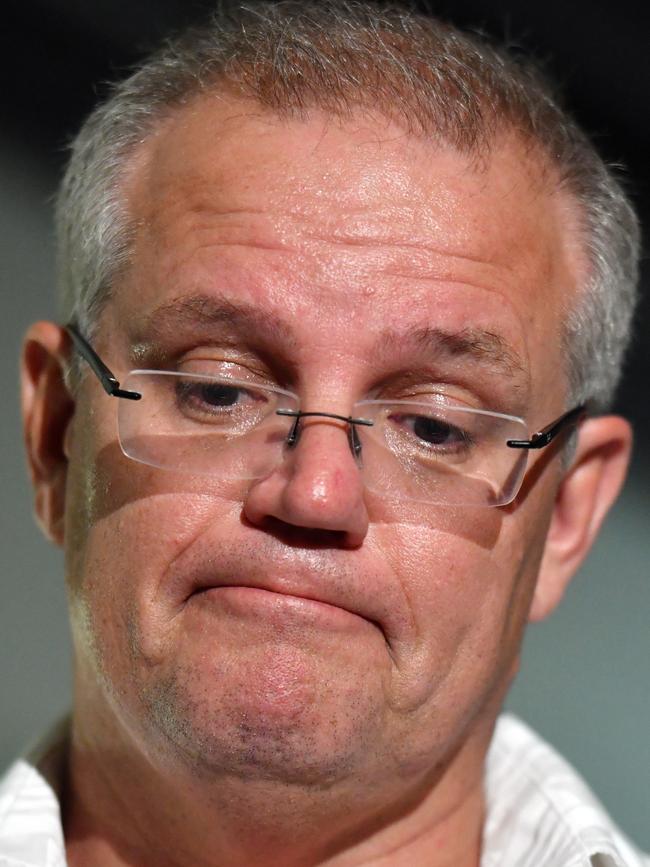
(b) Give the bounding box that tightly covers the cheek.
[380,510,539,716]
[64,392,247,595]
[385,506,510,623]
[64,435,240,684]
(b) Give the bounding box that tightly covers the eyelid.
[372,384,483,413]
[136,343,523,415]
[132,331,298,386]
[176,353,272,383]
[371,369,525,416]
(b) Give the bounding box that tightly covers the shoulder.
[0,719,68,867]
[483,714,649,867]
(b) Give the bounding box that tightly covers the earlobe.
[20,321,75,546]
[529,416,632,622]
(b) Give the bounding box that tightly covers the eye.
[173,376,268,426]
[380,407,479,466]
[397,413,472,448]
[179,381,246,409]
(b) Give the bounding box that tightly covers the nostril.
[244,514,351,549]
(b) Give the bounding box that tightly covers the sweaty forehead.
[129,95,566,264]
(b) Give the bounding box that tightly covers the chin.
[137,653,384,787]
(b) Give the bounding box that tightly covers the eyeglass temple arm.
[507,404,586,450]
[64,324,141,401]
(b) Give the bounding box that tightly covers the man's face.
[63,97,579,790]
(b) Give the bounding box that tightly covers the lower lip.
[191,586,374,633]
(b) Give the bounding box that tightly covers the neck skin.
[62,671,499,867]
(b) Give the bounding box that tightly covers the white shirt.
[0,714,647,867]
[483,716,649,867]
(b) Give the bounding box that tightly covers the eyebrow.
[395,325,527,382]
[135,293,527,392]
[136,293,297,348]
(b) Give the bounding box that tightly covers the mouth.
[190,583,383,635]
[170,551,401,650]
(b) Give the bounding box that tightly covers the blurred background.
[1,0,648,850]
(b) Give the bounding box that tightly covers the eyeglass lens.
[117,371,530,507]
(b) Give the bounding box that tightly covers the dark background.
[1,0,648,852]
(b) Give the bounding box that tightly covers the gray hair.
[56,0,641,411]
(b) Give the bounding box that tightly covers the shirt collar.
[483,714,642,867]
[0,717,69,867]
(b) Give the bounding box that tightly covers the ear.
[20,321,75,546]
[529,415,632,622]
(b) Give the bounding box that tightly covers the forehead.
[131,96,565,255]
[116,95,581,407]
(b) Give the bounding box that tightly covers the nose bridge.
[283,417,368,532]
[285,413,360,483]
[285,410,361,458]
[243,408,369,546]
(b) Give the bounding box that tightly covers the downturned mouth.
[189,583,386,637]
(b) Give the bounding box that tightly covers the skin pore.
[21,95,631,866]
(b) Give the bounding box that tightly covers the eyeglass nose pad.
[286,415,301,448]
[348,423,363,466]
[284,412,363,465]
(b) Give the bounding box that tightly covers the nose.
[243,415,370,548]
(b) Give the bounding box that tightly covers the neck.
[63,698,493,867]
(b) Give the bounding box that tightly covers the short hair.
[56,0,640,411]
